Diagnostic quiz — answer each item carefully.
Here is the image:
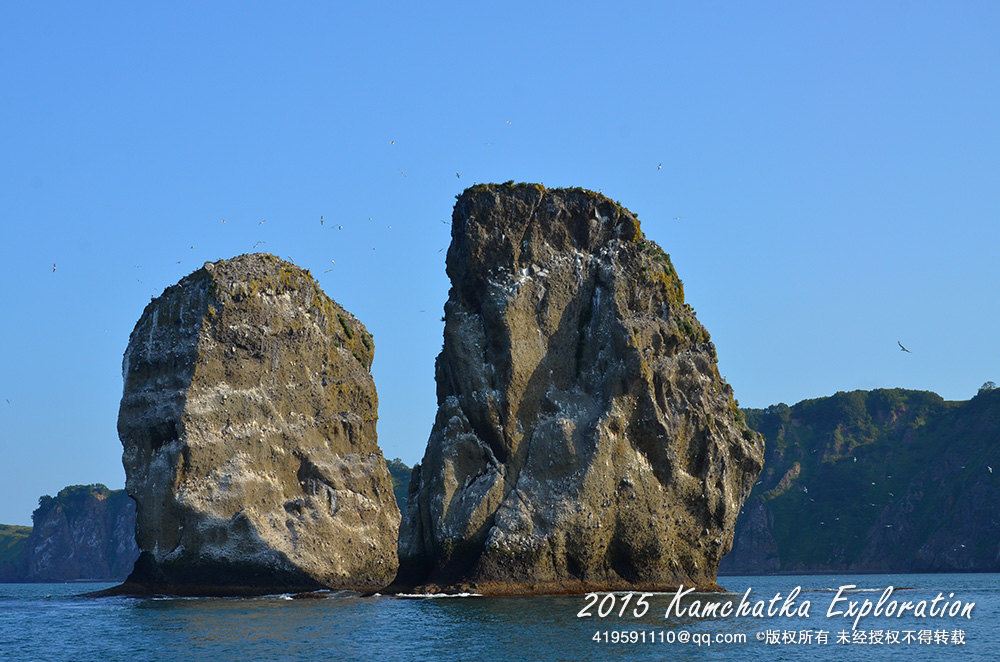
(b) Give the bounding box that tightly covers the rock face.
[398,183,764,594]
[26,485,138,581]
[0,485,138,582]
[118,253,399,595]
[721,388,1000,575]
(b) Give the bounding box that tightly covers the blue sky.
[1,3,998,524]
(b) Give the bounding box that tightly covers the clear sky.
[1,3,998,524]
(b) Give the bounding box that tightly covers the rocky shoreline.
[6,184,991,596]
[10,386,998,585]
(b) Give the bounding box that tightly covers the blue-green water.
[0,574,996,660]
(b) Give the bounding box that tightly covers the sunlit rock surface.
[117,253,399,595]
[398,184,764,594]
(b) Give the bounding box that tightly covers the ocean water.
[0,574,996,660]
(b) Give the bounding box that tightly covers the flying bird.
[51,263,56,273]
[320,216,324,226]
[657,163,662,171]
[989,466,993,474]
[455,172,461,179]
[898,341,912,353]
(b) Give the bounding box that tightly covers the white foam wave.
[395,592,482,599]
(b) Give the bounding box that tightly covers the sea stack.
[117,253,399,595]
[398,183,764,594]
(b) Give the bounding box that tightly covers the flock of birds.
[41,140,703,288]
[27,149,997,513]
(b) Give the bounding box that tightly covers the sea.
[1,574,996,660]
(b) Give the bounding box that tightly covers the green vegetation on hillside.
[746,389,947,567]
[0,524,31,570]
[386,458,411,510]
[727,387,1000,572]
[35,484,114,521]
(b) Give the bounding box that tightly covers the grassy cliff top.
[0,524,31,567]
[741,387,997,568]
[34,483,122,521]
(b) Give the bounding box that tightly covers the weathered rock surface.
[117,253,399,595]
[398,183,764,594]
[0,485,137,582]
[721,388,1000,575]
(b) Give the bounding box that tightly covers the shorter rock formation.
[398,183,764,594]
[117,253,399,595]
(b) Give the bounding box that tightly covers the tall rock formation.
[117,253,399,595]
[399,183,764,594]
[721,387,1000,574]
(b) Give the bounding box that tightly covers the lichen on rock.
[117,253,399,595]
[398,183,764,594]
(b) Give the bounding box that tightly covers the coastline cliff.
[721,387,1000,574]
[0,485,138,582]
